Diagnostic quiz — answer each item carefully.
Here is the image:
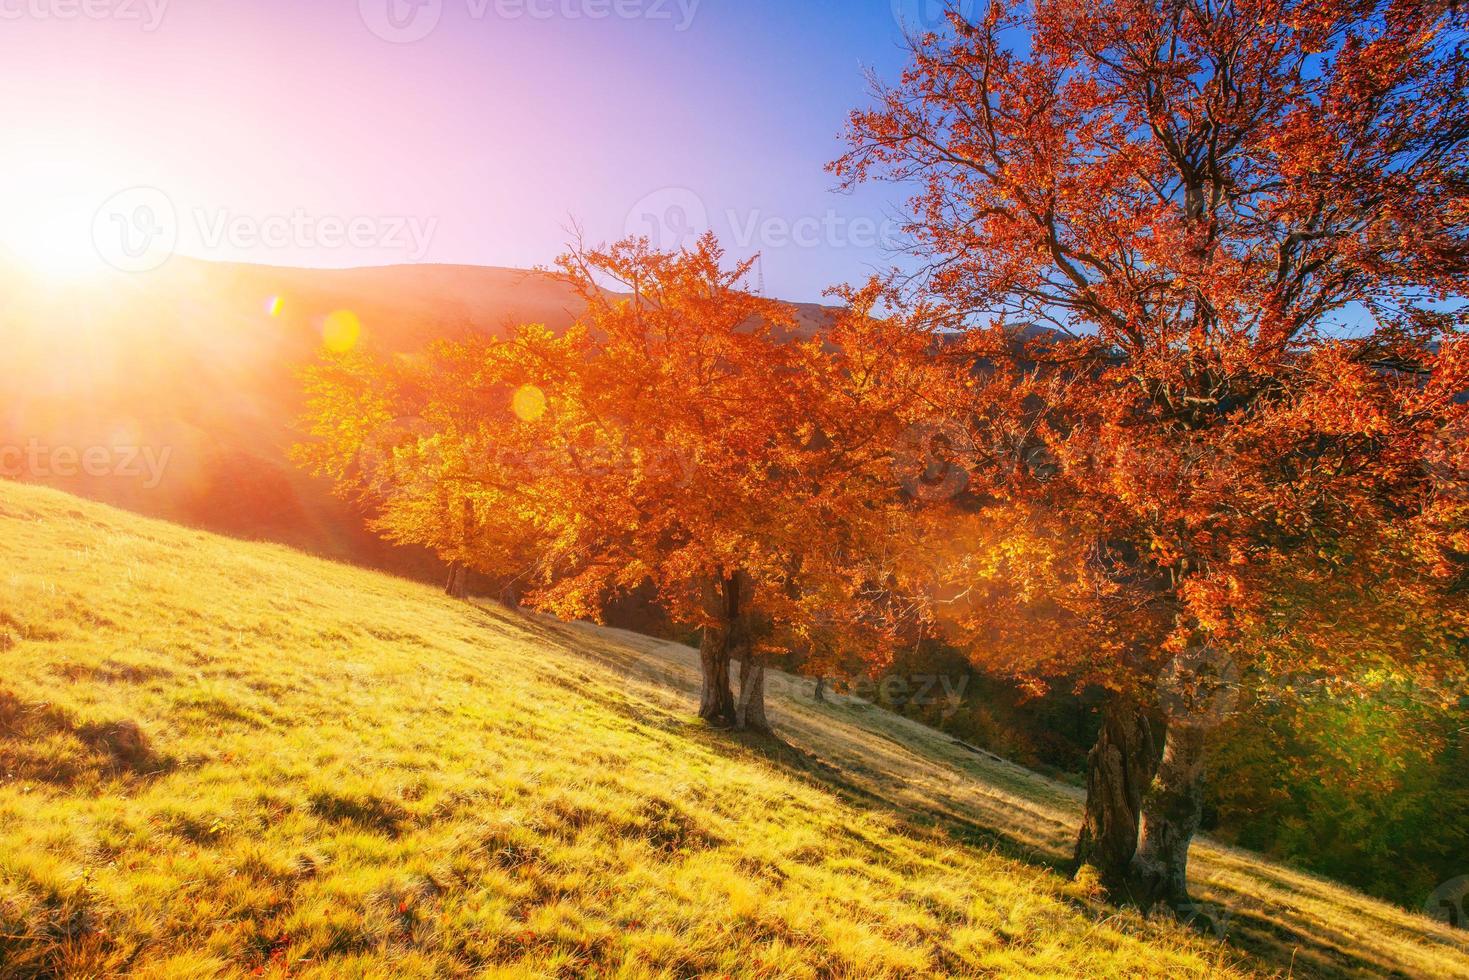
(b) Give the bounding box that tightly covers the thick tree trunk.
[1074,696,1157,896]
[1132,723,1208,914]
[735,653,770,733]
[813,676,827,703]
[697,574,743,728]
[698,632,736,726]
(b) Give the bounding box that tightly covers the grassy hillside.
[1,482,1465,978]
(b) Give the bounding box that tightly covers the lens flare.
[512,384,547,422]
[322,310,362,353]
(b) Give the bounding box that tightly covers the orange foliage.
[296,236,943,712]
[835,0,1469,700]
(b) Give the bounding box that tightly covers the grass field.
[1,480,1466,978]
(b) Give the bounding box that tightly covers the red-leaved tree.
[835,0,1469,911]
[298,236,938,733]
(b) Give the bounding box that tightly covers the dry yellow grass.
[0,480,1465,978]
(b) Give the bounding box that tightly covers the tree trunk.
[736,653,770,733]
[447,498,475,599]
[698,627,737,727]
[697,574,743,728]
[1074,695,1157,896]
[445,561,468,598]
[813,676,827,703]
[1132,723,1208,914]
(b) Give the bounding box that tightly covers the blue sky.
[0,0,955,302]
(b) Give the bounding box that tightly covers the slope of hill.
[1,481,1466,978]
[0,258,832,581]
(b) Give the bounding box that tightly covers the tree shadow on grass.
[730,726,1073,870]
[474,612,1469,979]
[725,722,1459,979]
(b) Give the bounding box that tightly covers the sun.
[0,193,111,281]
[0,144,131,281]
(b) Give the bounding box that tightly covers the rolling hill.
[2,481,1466,978]
[0,258,829,582]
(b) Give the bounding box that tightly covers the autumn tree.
[298,235,935,733]
[293,338,532,605]
[836,0,1469,912]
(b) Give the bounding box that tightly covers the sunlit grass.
[0,481,1464,977]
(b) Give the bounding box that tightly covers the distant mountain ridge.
[0,258,833,579]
